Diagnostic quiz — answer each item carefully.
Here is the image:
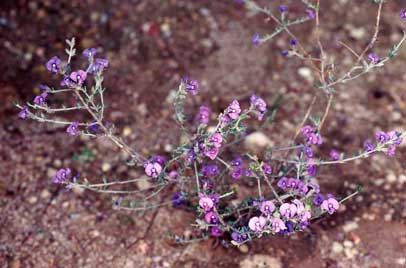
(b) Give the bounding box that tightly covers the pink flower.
[209,133,223,148]
[168,170,179,181]
[204,147,219,160]
[199,196,214,211]
[260,201,275,216]
[301,125,313,136]
[321,197,339,215]
[248,216,267,232]
[144,162,162,178]
[226,100,241,120]
[279,203,297,218]
[271,218,286,233]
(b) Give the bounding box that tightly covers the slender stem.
[194,161,200,193]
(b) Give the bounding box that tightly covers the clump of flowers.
[15,0,406,248]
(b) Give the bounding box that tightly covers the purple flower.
[219,114,231,128]
[329,149,340,161]
[313,193,324,206]
[231,156,243,167]
[186,79,199,95]
[368,53,379,64]
[321,197,340,215]
[388,131,402,145]
[299,210,311,224]
[262,163,272,175]
[286,178,299,189]
[277,177,289,190]
[290,39,297,46]
[281,50,289,57]
[33,92,48,106]
[375,131,390,143]
[386,144,397,157]
[209,133,223,148]
[88,122,99,133]
[401,9,406,20]
[69,70,87,85]
[305,8,315,19]
[306,133,322,145]
[364,140,375,152]
[292,199,304,214]
[197,105,211,125]
[202,164,220,177]
[301,125,314,136]
[281,221,294,235]
[252,33,260,46]
[199,196,214,211]
[303,146,314,158]
[271,218,286,233]
[248,216,267,232]
[83,48,98,58]
[89,58,109,73]
[66,122,80,136]
[204,147,219,160]
[260,200,275,216]
[172,192,185,207]
[18,106,28,119]
[150,155,166,166]
[52,168,71,184]
[231,167,242,179]
[308,182,320,193]
[168,170,179,181]
[210,226,222,237]
[280,203,297,218]
[279,5,288,13]
[144,162,162,178]
[250,94,267,120]
[60,76,73,87]
[231,232,247,243]
[46,56,61,73]
[307,161,317,177]
[205,211,220,224]
[209,193,220,205]
[226,100,241,120]
[39,84,49,92]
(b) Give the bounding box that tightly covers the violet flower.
[168,170,179,181]
[260,200,275,216]
[226,100,241,120]
[46,56,61,73]
[70,70,87,86]
[144,162,162,178]
[305,8,315,19]
[301,125,314,136]
[368,53,379,64]
[329,149,340,161]
[248,216,267,232]
[386,144,397,157]
[201,164,220,177]
[172,192,185,207]
[150,155,166,166]
[83,48,98,58]
[262,163,272,175]
[313,193,324,206]
[303,146,314,158]
[279,5,288,13]
[18,106,28,119]
[277,177,289,190]
[401,9,406,20]
[209,193,220,206]
[33,92,48,106]
[364,140,375,152]
[66,122,80,136]
[250,94,267,120]
[321,197,340,214]
[252,33,260,46]
[210,226,222,237]
[231,167,242,179]
[52,168,71,184]
[186,79,199,95]
[231,232,247,243]
[375,131,390,143]
[197,105,211,125]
